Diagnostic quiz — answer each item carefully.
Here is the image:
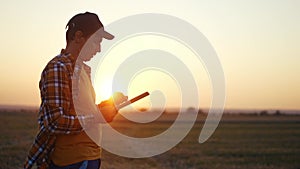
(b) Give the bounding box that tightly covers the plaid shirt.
[24,52,96,169]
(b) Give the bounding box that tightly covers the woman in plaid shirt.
[24,12,127,169]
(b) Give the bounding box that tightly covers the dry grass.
[0,111,299,169]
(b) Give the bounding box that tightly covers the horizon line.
[0,104,299,112]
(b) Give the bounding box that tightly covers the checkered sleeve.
[40,61,94,134]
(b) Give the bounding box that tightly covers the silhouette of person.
[24,12,127,169]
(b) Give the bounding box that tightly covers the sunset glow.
[0,0,299,111]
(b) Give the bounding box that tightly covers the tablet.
[116,92,150,110]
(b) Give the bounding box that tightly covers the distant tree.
[275,110,282,116]
[259,110,269,116]
[138,107,148,112]
[198,109,204,114]
[20,109,27,113]
[186,107,197,113]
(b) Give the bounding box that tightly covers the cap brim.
[103,30,114,40]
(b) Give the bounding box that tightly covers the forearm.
[41,105,81,134]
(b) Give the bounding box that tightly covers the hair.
[65,23,78,43]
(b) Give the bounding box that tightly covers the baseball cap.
[66,12,114,41]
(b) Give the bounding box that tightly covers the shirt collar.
[60,49,76,64]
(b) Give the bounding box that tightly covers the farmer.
[24,12,127,169]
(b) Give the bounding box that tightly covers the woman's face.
[80,34,103,62]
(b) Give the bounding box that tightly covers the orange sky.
[0,0,299,110]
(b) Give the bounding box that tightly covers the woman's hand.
[97,92,127,122]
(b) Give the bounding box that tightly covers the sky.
[0,0,299,110]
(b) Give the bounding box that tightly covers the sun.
[94,78,113,102]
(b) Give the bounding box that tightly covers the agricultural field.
[0,110,299,169]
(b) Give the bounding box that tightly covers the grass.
[0,111,37,169]
[0,111,299,169]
